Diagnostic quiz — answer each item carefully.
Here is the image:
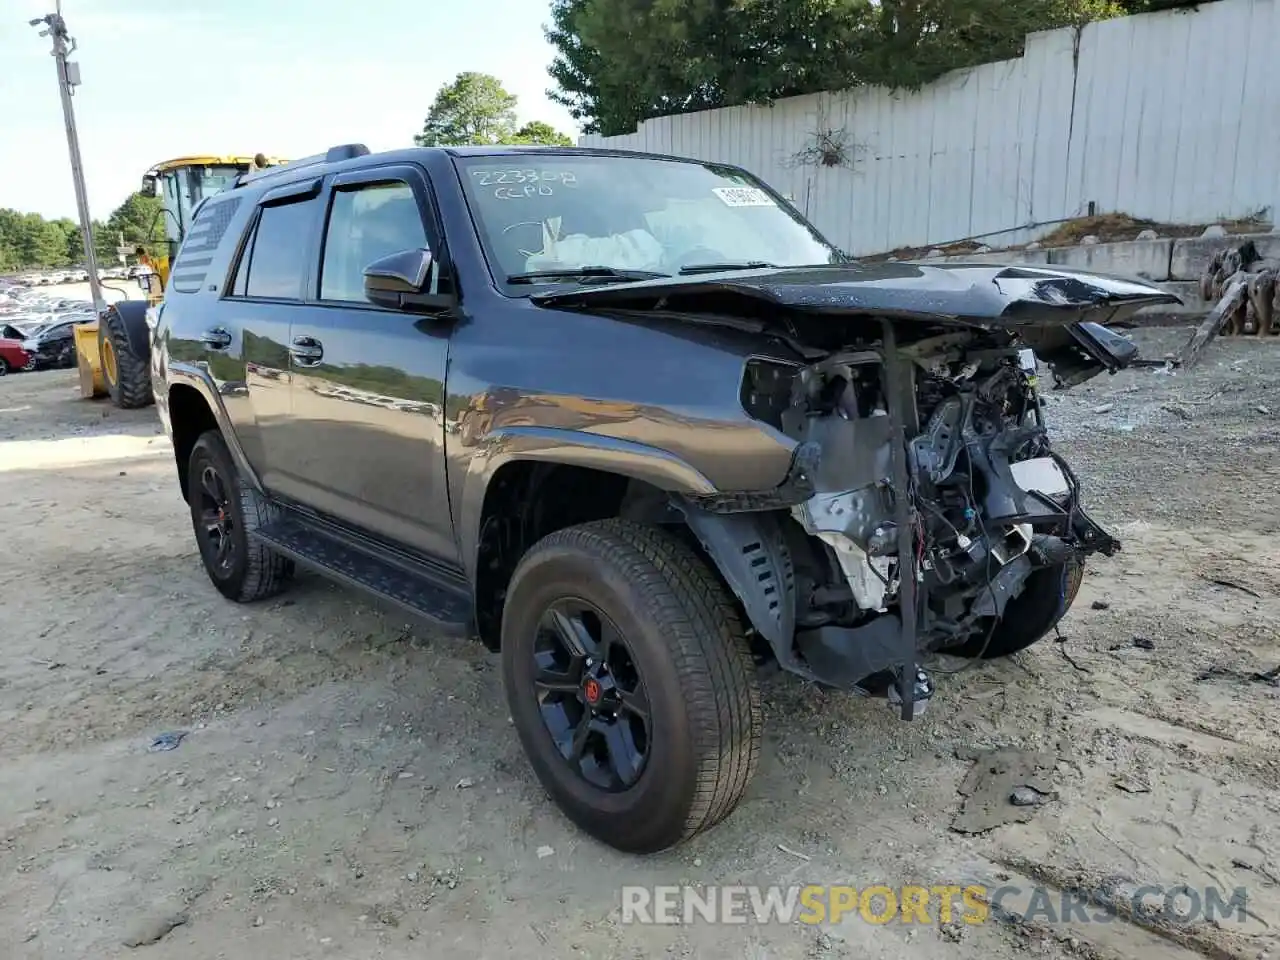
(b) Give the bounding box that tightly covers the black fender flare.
[102,299,151,360]
[672,502,806,677]
[459,425,717,583]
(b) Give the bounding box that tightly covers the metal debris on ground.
[146,731,188,753]
[1009,785,1049,807]
[1182,240,1280,365]
[1201,575,1262,598]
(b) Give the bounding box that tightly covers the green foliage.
[1,191,164,272]
[414,71,574,146]
[546,0,1133,136]
[509,121,575,146]
[102,191,166,257]
[0,210,75,272]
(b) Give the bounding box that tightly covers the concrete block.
[938,249,1050,266]
[1169,233,1280,281]
[1044,239,1173,281]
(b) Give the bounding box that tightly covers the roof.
[146,155,288,174]
[226,142,742,194]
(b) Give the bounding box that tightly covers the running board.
[253,515,474,636]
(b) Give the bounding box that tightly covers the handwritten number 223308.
[472,169,578,187]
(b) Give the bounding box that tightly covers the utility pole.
[30,2,105,312]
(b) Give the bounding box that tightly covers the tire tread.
[525,519,762,844]
[101,308,152,409]
[191,430,293,603]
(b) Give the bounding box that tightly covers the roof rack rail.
[233,143,371,189]
[325,143,370,162]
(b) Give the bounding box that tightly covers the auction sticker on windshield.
[712,186,776,207]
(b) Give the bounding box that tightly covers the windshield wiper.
[506,266,670,285]
[677,260,777,275]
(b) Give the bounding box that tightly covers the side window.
[229,216,256,298]
[238,195,320,300]
[320,181,428,303]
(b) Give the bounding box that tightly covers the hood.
[532,261,1181,327]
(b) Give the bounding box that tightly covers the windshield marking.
[711,186,776,207]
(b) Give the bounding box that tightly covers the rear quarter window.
[169,195,243,295]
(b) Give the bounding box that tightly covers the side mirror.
[141,174,158,196]
[363,248,455,312]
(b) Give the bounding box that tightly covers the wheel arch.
[166,374,261,502]
[461,427,799,657]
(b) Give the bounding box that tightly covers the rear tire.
[99,308,153,409]
[187,430,293,602]
[948,560,1083,659]
[0,357,8,376]
[501,519,762,853]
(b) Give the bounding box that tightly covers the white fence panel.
[579,0,1278,256]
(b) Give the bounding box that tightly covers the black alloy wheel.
[196,460,239,579]
[501,519,762,853]
[186,430,293,602]
[533,598,651,791]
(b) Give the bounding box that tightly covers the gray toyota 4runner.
[151,143,1176,852]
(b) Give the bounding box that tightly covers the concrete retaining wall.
[936,232,1280,283]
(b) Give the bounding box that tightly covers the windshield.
[160,164,247,245]
[454,153,841,285]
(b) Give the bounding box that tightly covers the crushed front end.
[541,261,1177,718]
[742,320,1124,718]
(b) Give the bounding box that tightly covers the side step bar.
[253,514,474,637]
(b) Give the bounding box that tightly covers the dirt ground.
[1,328,1278,960]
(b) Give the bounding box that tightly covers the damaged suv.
[152,143,1177,853]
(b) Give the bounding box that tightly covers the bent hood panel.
[532,261,1181,327]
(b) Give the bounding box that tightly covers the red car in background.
[0,323,35,375]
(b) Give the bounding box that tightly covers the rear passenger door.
[273,164,457,564]
[218,179,323,491]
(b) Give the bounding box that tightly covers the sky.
[1,0,579,220]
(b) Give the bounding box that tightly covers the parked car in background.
[22,321,78,370]
[0,329,34,374]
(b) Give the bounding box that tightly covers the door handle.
[199,328,232,349]
[289,336,324,365]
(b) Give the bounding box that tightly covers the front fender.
[457,424,716,583]
[164,359,265,495]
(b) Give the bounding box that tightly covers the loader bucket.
[74,319,107,399]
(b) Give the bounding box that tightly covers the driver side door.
[271,164,458,564]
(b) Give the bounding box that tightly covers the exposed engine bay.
[733,323,1123,716]
[539,261,1176,719]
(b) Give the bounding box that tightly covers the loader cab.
[140,154,286,284]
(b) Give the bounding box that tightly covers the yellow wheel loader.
[76,154,285,407]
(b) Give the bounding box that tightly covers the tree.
[509,121,575,146]
[415,72,520,146]
[414,71,574,146]
[546,0,1127,136]
[103,191,165,255]
[0,192,165,273]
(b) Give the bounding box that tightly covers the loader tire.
[99,307,152,409]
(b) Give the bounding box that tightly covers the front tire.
[0,357,8,376]
[501,519,762,853]
[948,560,1084,659]
[99,308,152,408]
[187,430,293,602]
